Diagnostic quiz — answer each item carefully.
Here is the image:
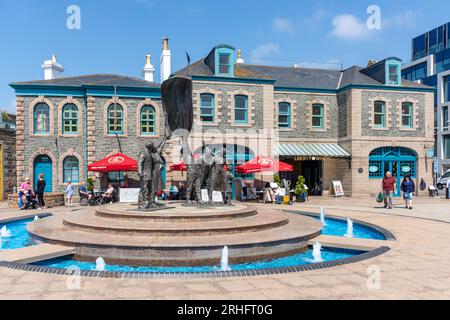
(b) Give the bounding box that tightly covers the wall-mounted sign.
[369,166,379,173]
[401,166,411,173]
[427,148,435,158]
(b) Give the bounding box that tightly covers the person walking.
[381,171,396,209]
[64,181,74,207]
[401,175,415,210]
[36,174,46,210]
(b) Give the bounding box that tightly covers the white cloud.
[304,9,329,27]
[391,10,423,28]
[299,59,342,70]
[272,17,295,33]
[249,43,280,63]
[330,14,370,40]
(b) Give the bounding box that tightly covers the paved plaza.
[0,195,449,300]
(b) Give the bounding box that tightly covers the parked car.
[437,170,450,189]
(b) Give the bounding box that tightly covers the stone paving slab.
[0,244,74,264]
[0,197,449,299]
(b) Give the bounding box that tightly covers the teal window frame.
[200,94,215,123]
[311,103,324,129]
[374,101,386,128]
[234,95,248,124]
[140,105,156,135]
[33,103,50,134]
[107,104,124,134]
[62,104,78,134]
[385,59,402,85]
[218,54,231,75]
[63,156,79,183]
[401,102,413,128]
[278,102,290,128]
[368,147,417,180]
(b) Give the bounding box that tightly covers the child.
[64,181,75,207]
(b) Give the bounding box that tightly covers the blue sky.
[1,0,449,113]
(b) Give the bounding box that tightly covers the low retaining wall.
[8,192,65,209]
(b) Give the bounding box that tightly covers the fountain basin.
[27,203,323,266]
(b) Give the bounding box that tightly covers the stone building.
[174,45,435,197]
[0,112,16,199]
[10,41,435,197]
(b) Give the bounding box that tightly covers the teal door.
[383,161,401,197]
[34,155,52,192]
[369,147,417,198]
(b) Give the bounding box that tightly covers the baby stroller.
[23,190,38,210]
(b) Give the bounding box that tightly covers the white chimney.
[160,37,171,83]
[236,49,244,64]
[142,54,155,82]
[42,54,64,80]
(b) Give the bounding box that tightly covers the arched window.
[401,102,413,128]
[374,101,385,128]
[34,103,50,134]
[108,104,123,134]
[140,105,156,135]
[200,94,214,123]
[278,102,290,128]
[62,104,78,134]
[312,103,324,128]
[63,156,79,183]
[234,95,248,124]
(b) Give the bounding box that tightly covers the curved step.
[27,211,322,248]
[63,210,289,236]
[95,203,258,221]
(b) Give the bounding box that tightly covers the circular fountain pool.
[0,210,392,277]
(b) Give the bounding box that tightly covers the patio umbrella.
[235,156,293,174]
[169,153,201,172]
[88,153,138,172]
[170,162,187,171]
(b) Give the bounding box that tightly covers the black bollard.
[447,187,450,199]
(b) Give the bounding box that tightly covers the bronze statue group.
[137,138,233,210]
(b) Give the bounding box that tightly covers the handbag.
[376,192,384,203]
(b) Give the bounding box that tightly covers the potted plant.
[273,174,282,187]
[294,175,308,202]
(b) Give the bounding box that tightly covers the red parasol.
[88,153,138,172]
[235,156,293,174]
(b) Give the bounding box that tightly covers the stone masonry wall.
[0,129,16,199]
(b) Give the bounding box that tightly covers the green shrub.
[294,175,307,196]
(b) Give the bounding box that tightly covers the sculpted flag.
[161,76,193,136]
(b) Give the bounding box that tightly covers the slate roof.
[175,57,433,91]
[11,74,160,88]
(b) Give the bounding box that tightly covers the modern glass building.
[402,22,450,176]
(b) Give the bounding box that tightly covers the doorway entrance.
[34,155,53,192]
[369,147,417,197]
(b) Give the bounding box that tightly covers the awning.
[273,143,351,159]
[88,153,138,172]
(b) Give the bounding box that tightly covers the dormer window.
[388,65,399,84]
[385,59,402,85]
[219,54,230,74]
[205,44,235,77]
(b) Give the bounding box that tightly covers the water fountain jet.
[344,218,354,238]
[220,246,230,271]
[1,226,11,237]
[95,257,106,271]
[320,208,326,225]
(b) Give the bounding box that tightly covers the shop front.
[274,143,351,196]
